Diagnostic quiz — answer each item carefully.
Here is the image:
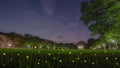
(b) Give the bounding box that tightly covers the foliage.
[0,48,120,68]
[7,32,24,47]
[80,0,120,48]
[0,32,75,49]
[87,38,98,48]
[81,0,120,34]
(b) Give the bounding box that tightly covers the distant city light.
[77,46,84,49]
[112,40,115,43]
[39,46,42,49]
[98,46,101,48]
[8,43,12,47]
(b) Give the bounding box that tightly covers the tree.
[8,32,24,47]
[81,0,120,34]
[23,34,41,49]
[80,0,120,48]
[87,38,98,48]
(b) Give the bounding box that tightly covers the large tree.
[80,0,120,45]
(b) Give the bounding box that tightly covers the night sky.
[0,0,91,43]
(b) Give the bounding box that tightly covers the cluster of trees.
[0,32,75,49]
[80,0,120,49]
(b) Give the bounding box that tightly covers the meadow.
[0,48,120,68]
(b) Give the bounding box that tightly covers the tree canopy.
[80,0,120,48]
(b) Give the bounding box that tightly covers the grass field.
[0,48,120,68]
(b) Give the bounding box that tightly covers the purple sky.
[0,0,91,43]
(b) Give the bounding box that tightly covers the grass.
[0,48,120,68]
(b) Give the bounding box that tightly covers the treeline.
[0,32,75,49]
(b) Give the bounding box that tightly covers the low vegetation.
[0,48,120,68]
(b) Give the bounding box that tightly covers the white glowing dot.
[10,58,13,61]
[59,60,62,62]
[69,52,72,54]
[92,62,94,64]
[45,60,48,63]
[115,57,117,60]
[80,52,83,55]
[53,57,56,60]
[98,46,101,48]
[77,57,80,60]
[94,54,96,56]
[104,51,107,53]
[3,53,6,56]
[72,60,75,63]
[116,63,119,65]
[26,56,29,59]
[3,64,5,66]
[48,53,51,56]
[112,40,115,43]
[106,57,109,60]
[84,60,87,63]
[17,53,20,56]
[58,52,60,54]
[90,47,92,49]
[34,46,37,49]
[38,62,40,64]
[38,51,40,53]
